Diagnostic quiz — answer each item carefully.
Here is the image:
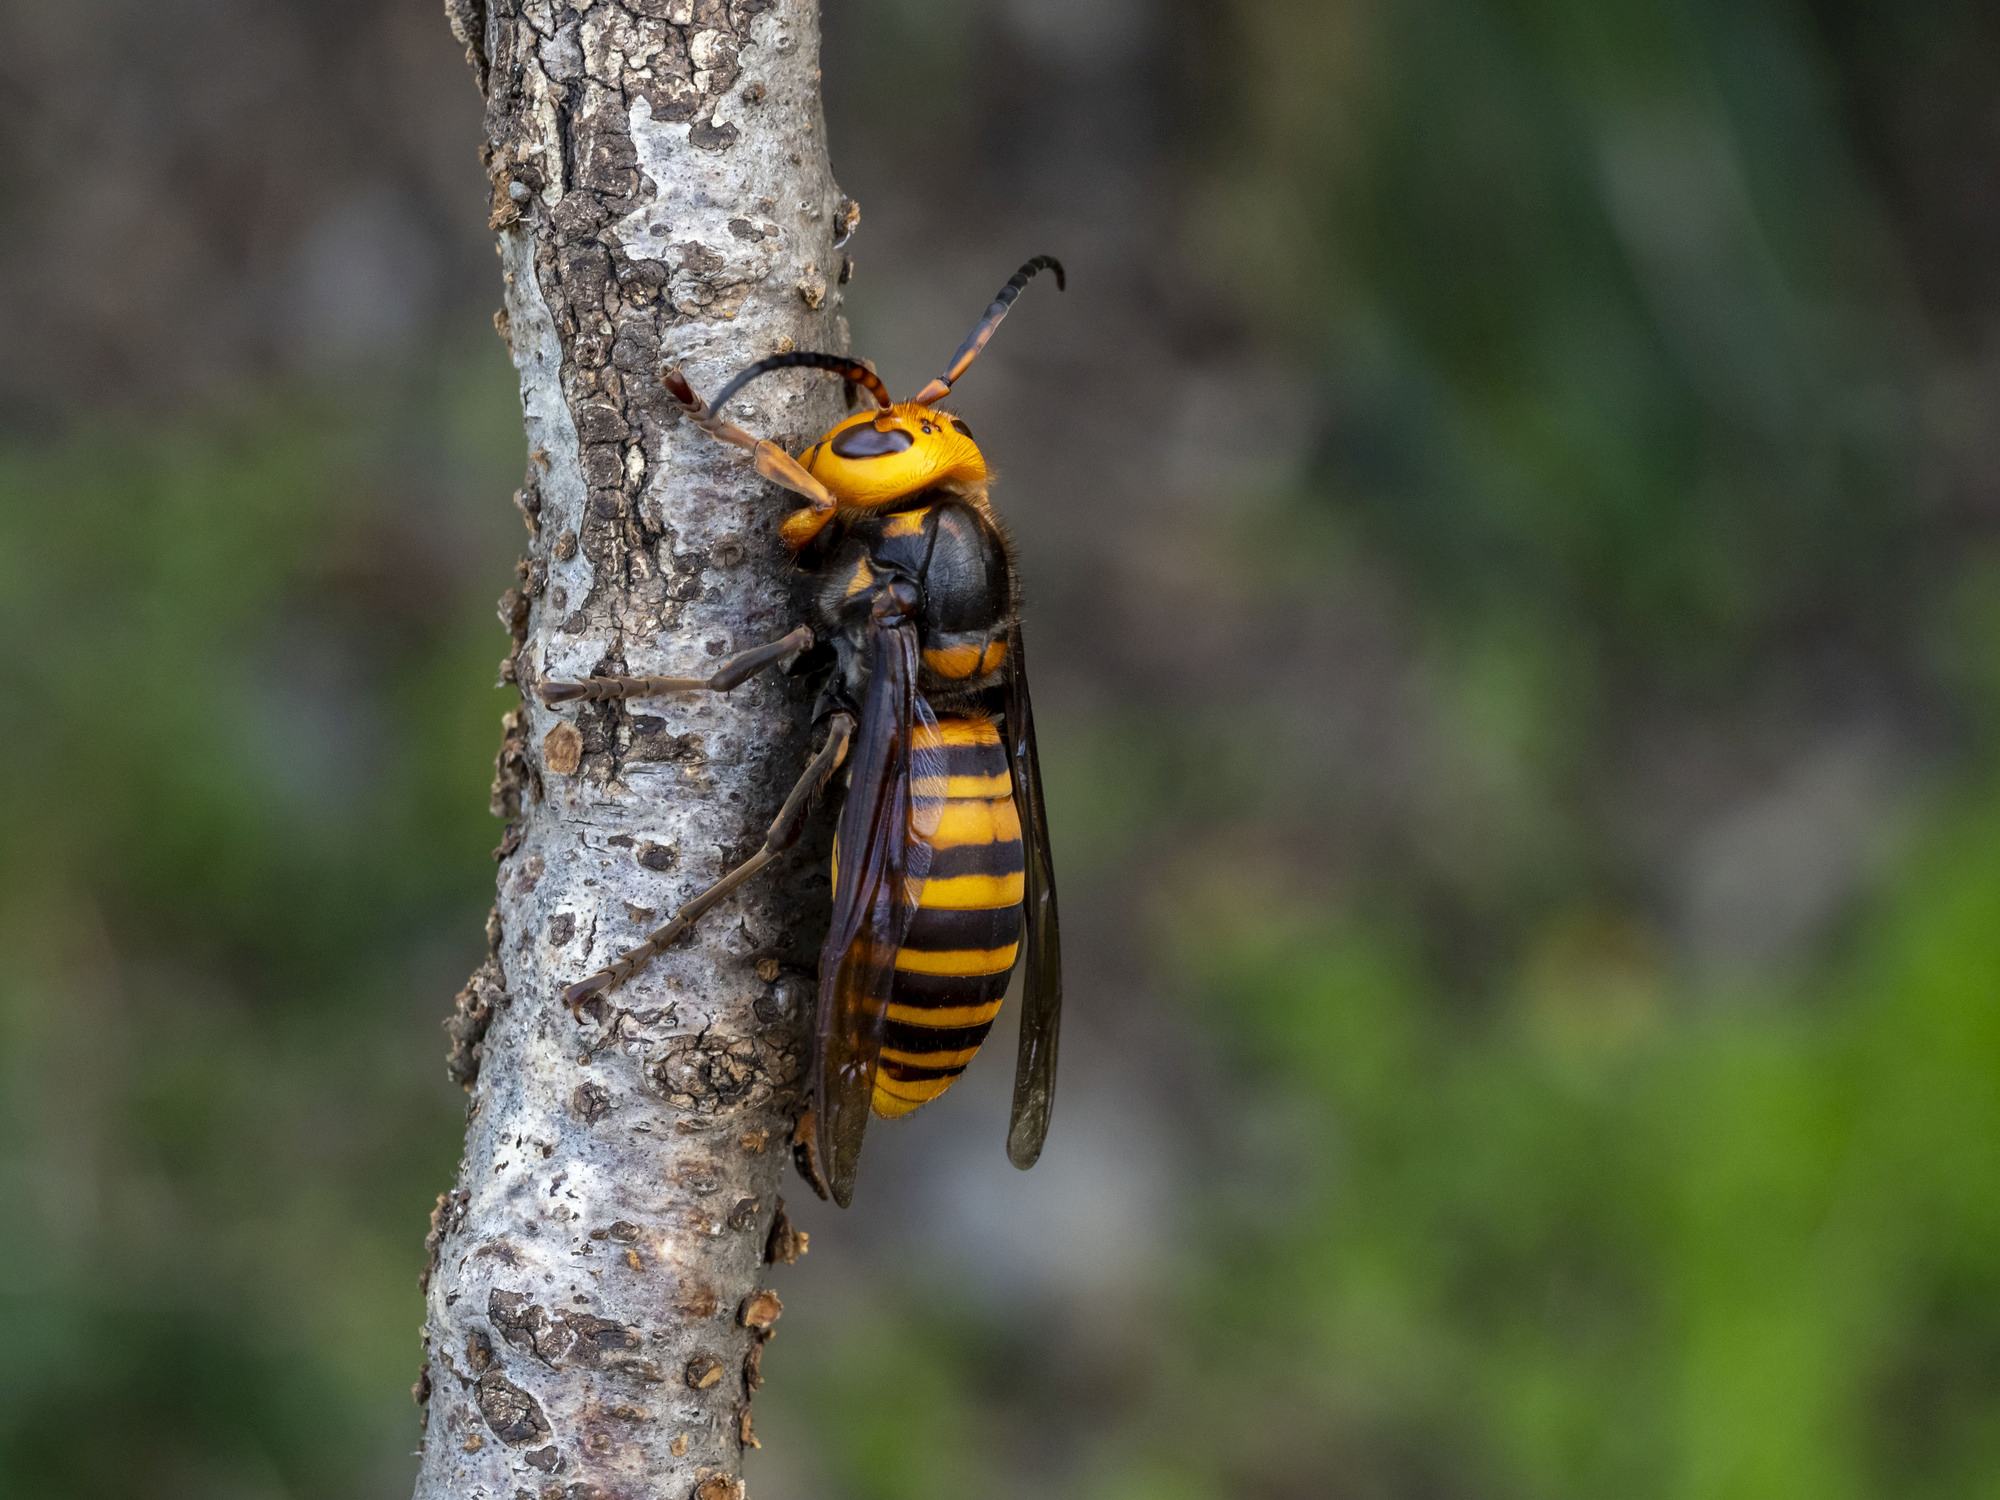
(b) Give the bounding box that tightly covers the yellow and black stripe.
[872,714,1024,1119]
[922,634,1008,683]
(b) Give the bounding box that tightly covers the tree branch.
[415,4,848,1496]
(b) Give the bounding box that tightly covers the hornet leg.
[562,711,854,1016]
[541,625,813,706]
[664,370,842,547]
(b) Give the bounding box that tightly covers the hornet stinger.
[541,258,1066,1207]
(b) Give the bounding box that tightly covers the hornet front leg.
[663,369,844,548]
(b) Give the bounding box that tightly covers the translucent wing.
[814,616,936,1206]
[1000,622,1064,1168]
[905,689,947,905]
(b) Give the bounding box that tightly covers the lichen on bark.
[413,4,849,1496]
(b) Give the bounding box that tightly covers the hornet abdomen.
[872,713,1023,1118]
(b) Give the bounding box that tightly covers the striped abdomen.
[873,713,1023,1119]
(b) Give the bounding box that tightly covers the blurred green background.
[7,2,2000,1496]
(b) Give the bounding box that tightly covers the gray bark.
[416,4,848,1497]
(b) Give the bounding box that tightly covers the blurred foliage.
[1206,0,1940,695]
[1156,800,2000,1500]
[7,1,2000,1497]
[0,356,518,1496]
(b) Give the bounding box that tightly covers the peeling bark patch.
[648,1032,788,1112]
[544,720,585,775]
[571,1081,612,1123]
[626,726,707,765]
[491,1290,663,1382]
[753,970,811,1027]
[513,478,543,535]
[676,1280,721,1320]
[674,1160,725,1196]
[470,1235,523,1263]
[509,852,546,899]
[444,0,489,93]
[689,119,740,151]
[490,1289,563,1365]
[499,579,531,644]
[738,1290,781,1331]
[492,705,538,822]
[544,724,584,780]
[476,1371,552,1447]
[421,1189,472,1293]
[571,1315,653,1373]
[763,1198,808,1265]
[447,954,508,1089]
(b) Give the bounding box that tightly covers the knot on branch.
[647,1030,798,1114]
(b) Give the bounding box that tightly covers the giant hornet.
[542,258,1065,1206]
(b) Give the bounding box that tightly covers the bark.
[416,4,849,1497]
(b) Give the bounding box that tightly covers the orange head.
[693,256,1063,519]
[799,403,988,509]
